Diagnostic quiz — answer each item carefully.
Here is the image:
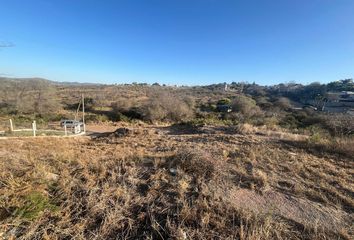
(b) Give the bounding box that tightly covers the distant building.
[224,83,228,92]
[324,91,354,113]
[326,91,354,102]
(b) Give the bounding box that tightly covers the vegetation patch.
[14,191,59,221]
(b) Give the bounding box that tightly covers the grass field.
[0,123,353,239]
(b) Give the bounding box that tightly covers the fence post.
[9,119,14,132]
[32,121,36,137]
[64,125,67,136]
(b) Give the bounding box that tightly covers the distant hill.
[0,77,53,84]
[0,77,101,86]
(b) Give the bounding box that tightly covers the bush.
[111,99,142,121]
[169,148,217,180]
[236,123,257,135]
[274,97,292,110]
[231,95,262,120]
[217,98,231,105]
[139,91,194,122]
[323,114,354,136]
[85,114,109,123]
[266,116,279,127]
[225,95,263,123]
[110,91,194,123]
[280,111,323,131]
[255,96,273,109]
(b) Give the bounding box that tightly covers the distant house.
[224,83,228,92]
[324,91,354,113]
[326,91,354,102]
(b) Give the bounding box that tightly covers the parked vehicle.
[60,120,83,128]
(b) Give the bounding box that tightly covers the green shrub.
[14,191,58,221]
[217,98,231,105]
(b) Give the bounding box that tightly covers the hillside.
[1,77,354,137]
[0,77,353,239]
[0,123,353,239]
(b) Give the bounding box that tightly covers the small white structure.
[74,124,81,134]
[224,83,228,92]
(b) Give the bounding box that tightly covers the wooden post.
[64,124,67,136]
[82,94,86,133]
[32,121,36,137]
[9,119,13,132]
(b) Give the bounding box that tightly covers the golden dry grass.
[0,124,353,239]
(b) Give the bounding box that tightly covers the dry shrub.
[111,97,142,120]
[325,137,354,157]
[336,138,354,156]
[323,114,354,137]
[140,90,194,122]
[253,169,269,191]
[111,97,137,113]
[299,134,354,159]
[236,123,257,135]
[168,148,218,180]
[274,97,292,110]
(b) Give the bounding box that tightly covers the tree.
[327,79,354,92]
[230,95,262,120]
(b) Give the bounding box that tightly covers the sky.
[0,0,354,86]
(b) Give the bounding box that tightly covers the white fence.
[0,119,85,138]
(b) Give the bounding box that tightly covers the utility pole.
[82,94,86,133]
[75,101,81,122]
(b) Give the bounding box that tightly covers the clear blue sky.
[1,0,354,85]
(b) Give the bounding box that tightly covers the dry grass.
[0,124,353,239]
[309,137,354,158]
